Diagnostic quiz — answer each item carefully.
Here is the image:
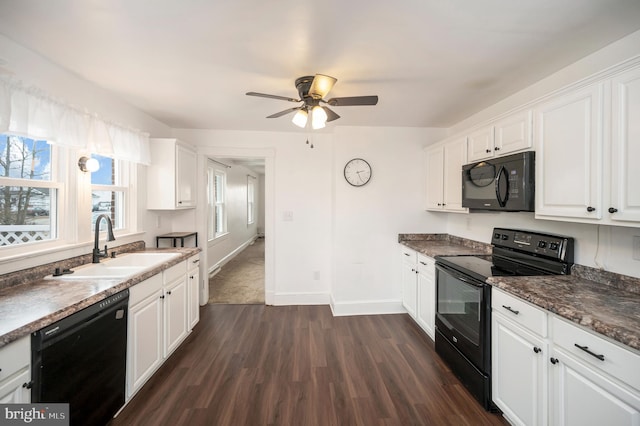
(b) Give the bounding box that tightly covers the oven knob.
[550,242,558,250]
[494,233,501,239]
[501,234,508,240]
[538,241,547,248]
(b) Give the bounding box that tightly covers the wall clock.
[344,158,372,187]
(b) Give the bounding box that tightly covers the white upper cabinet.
[494,109,533,156]
[534,84,604,221]
[534,64,640,227]
[467,110,532,163]
[610,66,640,223]
[467,126,496,162]
[425,137,468,213]
[147,138,198,210]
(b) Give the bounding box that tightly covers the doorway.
[199,150,273,305]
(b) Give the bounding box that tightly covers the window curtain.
[0,78,151,165]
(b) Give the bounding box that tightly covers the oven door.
[435,262,490,371]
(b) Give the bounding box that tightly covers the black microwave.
[461,151,535,212]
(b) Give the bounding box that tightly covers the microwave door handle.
[495,165,509,207]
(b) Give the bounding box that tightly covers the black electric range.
[433,228,574,411]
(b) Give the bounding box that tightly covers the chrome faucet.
[93,214,115,263]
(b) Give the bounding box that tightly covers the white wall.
[331,126,448,315]
[174,126,448,309]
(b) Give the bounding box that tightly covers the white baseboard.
[329,295,406,316]
[271,292,330,306]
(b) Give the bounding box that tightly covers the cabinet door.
[535,84,604,220]
[467,126,495,162]
[442,137,468,212]
[549,348,640,426]
[164,277,188,357]
[401,260,417,318]
[188,268,200,330]
[0,370,30,403]
[425,145,444,210]
[416,258,435,340]
[127,291,163,398]
[176,144,197,208]
[610,67,640,223]
[492,313,547,426]
[495,110,532,156]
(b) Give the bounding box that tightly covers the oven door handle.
[435,263,485,287]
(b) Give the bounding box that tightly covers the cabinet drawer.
[130,274,163,306]
[492,288,547,337]
[164,261,186,284]
[551,316,640,392]
[0,336,29,382]
[187,254,200,272]
[417,254,435,275]
[400,246,417,263]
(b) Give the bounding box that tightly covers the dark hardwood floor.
[113,305,508,426]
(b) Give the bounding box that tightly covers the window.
[207,160,227,240]
[91,154,128,232]
[247,176,255,225]
[0,135,60,247]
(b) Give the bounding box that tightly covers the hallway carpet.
[208,238,265,304]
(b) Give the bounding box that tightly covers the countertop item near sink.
[398,233,491,257]
[0,247,200,348]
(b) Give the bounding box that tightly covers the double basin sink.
[47,252,181,280]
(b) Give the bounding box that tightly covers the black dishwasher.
[32,289,129,426]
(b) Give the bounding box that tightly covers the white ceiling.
[1,0,640,133]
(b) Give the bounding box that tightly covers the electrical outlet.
[633,236,640,261]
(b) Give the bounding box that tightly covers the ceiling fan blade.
[246,92,300,103]
[308,74,337,99]
[322,106,340,122]
[326,95,379,106]
[266,107,300,118]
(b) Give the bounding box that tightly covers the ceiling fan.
[246,74,378,129]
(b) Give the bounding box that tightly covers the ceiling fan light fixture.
[311,106,327,129]
[292,108,308,128]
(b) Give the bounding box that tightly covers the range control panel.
[491,228,574,262]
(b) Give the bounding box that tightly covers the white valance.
[0,79,151,165]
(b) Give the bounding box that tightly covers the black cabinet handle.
[502,305,520,315]
[404,253,410,257]
[23,381,34,389]
[608,207,618,214]
[587,206,596,212]
[550,357,559,365]
[190,275,195,279]
[494,147,500,151]
[167,290,172,295]
[533,347,541,354]
[419,261,428,266]
[486,149,491,153]
[178,201,183,204]
[160,295,165,299]
[574,344,605,361]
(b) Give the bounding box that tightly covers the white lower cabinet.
[187,254,200,330]
[400,245,436,340]
[492,288,640,426]
[0,336,31,403]
[415,254,436,340]
[492,290,548,426]
[127,260,191,399]
[400,246,418,318]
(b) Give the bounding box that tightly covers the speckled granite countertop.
[488,273,640,352]
[0,247,200,348]
[398,233,491,257]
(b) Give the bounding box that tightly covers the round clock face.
[344,158,372,187]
